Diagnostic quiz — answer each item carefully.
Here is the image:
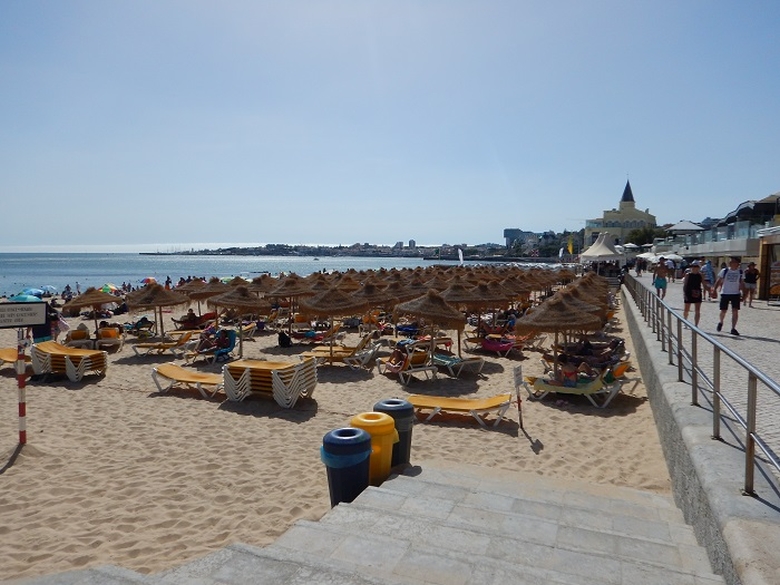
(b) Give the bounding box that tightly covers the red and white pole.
[16,329,27,445]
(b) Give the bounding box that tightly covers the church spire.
[621,179,635,203]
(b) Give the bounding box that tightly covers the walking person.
[743,262,760,307]
[700,258,715,300]
[653,257,669,299]
[682,261,704,326]
[713,256,746,336]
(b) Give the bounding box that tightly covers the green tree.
[626,226,666,246]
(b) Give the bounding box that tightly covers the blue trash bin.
[321,427,372,507]
[373,398,415,468]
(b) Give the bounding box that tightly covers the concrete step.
[271,519,724,585]
[5,565,153,585]
[391,462,686,525]
[155,542,419,585]
[369,474,699,549]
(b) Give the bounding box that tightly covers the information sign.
[0,302,47,329]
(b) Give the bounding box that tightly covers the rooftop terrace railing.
[623,273,780,496]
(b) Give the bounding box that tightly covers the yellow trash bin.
[350,411,399,486]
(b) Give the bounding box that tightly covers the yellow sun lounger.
[0,348,31,369]
[522,373,622,408]
[152,363,224,399]
[31,341,108,382]
[408,393,514,428]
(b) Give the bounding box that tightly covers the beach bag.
[278,331,292,348]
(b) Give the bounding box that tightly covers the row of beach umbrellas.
[48,265,606,361]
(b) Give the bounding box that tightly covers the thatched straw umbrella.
[393,290,465,357]
[185,277,231,321]
[207,286,273,358]
[126,284,190,338]
[515,294,602,375]
[300,286,371,362]
[267,274,316,333]
[62,287,126,334]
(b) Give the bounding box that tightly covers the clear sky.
[1,1,779,252]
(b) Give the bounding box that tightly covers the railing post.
[744,373,758,496]
[666,309,673,363]
[691,333,699,406]
[677,319,683,381]
[712,347,720,432]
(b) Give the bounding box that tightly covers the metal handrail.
[623,273,780,495]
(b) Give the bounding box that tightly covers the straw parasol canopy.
[300,286,372,362]
[515,293,603,374]
[394,289,465,357]
[173,279,206,293]
[515,294,602,335]
[186,277,231,301]
[246,274,277,295]
[126,284,190,338]
[349,282,395,312]
[62,287,125,333]
[267,273,313,298]
[207,285,273,357]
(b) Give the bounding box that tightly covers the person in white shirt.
[713,257,746,336]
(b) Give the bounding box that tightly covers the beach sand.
[0,300,670,580]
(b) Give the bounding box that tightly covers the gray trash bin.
[373,398,415,467]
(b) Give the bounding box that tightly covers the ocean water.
[0,253,461,297]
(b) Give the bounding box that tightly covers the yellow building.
[584,180,656,246]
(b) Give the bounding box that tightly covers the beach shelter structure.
[207,285,272,358]
[267,274,316,332]
[393,290,466,357]
[580,233,624,265]
[185,278,231,319]
[515,293,603,375]
[126,284,190,339]
[62,287,124,334]
[299,286,371,363]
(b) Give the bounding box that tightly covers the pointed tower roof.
[621,180,635,203]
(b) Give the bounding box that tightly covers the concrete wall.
[622,288,780,585]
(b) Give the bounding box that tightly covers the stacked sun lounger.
[223,358,317,407]
[30,341,108,382]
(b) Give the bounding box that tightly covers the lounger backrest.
[70,330,90,341]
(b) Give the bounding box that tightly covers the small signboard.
[0,302,47,329]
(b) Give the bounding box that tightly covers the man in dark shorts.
[713,257,745,335]
[682,261,704,326]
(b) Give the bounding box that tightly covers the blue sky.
[1,1,778,252]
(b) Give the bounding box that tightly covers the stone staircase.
[9,462,726,585]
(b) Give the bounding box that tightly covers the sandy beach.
[0,296,670,581]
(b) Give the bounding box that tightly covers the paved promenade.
[625,276,780,585]
[632,274,780,463]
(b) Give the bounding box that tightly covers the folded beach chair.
[132,330,194,358]
[222,358,317,407]
[271,357,318,408]
[31,341,108,382]
[432,352,485,377]
[152,362,224,399]
[408,393,514,428]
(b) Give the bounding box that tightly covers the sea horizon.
[0,241,451,254]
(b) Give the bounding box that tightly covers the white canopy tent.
[580,233,625,263]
